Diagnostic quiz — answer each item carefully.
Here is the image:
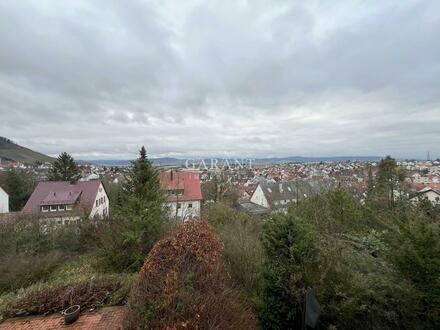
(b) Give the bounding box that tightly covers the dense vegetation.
[0,169,35,211]
[0,147,170,321]
[207,157,440,329]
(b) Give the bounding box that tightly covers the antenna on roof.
[427,151,431,161]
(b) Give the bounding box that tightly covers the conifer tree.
[366,166,375,199]
[376,155,406,207]
[47,152,81,182]
[104,146,166,271]
[122,146,163,205]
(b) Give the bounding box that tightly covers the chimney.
[170,170,174,181]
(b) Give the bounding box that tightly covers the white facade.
[0,186,9,213]
[250,185,269,208]
[90,182,109,218]
[166,200,201,222]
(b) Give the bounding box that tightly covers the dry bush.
[6,278,121,317]
[0,251,66,294]
[124,220,258,330]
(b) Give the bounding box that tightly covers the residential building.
[0,186,8,213]
[250,181,299,212]
[22,181,109,223]
[250,180,332,213]
[411,187,440,205]
[160,171,203,221]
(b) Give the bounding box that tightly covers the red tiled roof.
[0,306,125,330]
[160,171,203,202]
[22,181,102,215]
[41,190,82,205]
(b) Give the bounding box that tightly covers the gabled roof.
[417,187,440,196]
[238,201,270,215]
[41,190,82,205]
[22,181,102,215]
[258,180,333,207]
[160,171,203,202]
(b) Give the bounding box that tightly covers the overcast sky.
[1,0,439,159]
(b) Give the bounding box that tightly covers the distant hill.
[0,137,55,164]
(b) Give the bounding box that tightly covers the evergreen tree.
[98,147,166,272]
[366,166,375,200]
[47,152,81,182]
[0,169,32,211]
[122,146,163,205]
[376,155,406,207]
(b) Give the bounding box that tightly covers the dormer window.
[41,205,49,212]
[66,204,73,211]
[168,189,184,196]
[50,205,57,212]
[58,205,65,211]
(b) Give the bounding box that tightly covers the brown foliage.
[124,220,258,330]
[7,279,121,317]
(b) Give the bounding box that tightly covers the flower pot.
[63,305,80,324]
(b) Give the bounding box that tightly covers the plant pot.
[63,305,80,324]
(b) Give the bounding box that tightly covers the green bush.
[0,252,66,294]
[258,213,421,330]
[0,217,99,257]
[388,217,440,325]
[208,203,265,300]
[94,212,174,273]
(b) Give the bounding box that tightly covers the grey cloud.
[0,0,439,159]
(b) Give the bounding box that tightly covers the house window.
[96,200,99,207]
[58,205,65,211]
[66,205,73,211]
[188,203,193,208]
[177,203,181,209]
[50,205,57,212]
[41,205,49,212]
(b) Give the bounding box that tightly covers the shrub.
[208,203,265,300]
[259,213,421,330]
[0,252,66,294]
[0,216,100,257]
[94,214,174,273]
[124,220,258,329]
[388,218,440,326]
[5,278,122,317]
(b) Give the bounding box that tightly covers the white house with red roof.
[160,171,203,221]
[22,180,109,223]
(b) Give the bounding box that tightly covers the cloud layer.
[1,0,439,159]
